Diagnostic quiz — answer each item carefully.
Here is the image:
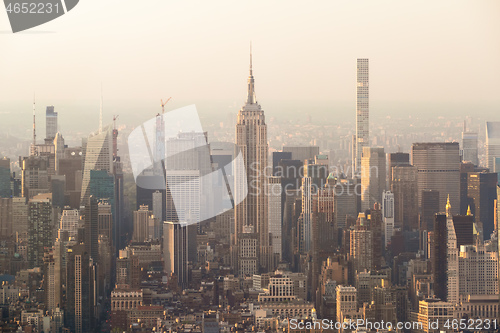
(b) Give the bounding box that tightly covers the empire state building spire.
[246,43,257,105]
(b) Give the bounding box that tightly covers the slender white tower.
[354,58,369,174]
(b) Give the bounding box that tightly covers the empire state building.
[233,49,272,275]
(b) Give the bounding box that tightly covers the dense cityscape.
[0,50,499,333]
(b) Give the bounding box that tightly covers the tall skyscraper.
[83,196,99,262]
[333,178,358,230]
[432,213,447,301]
[382,191,394,248]
[268,176,282,266]
[45,106,58,140]
[27,198,53,268]
[445,197,459,304]
[354,58,369,174]
[387,152,409,190]
[420,190,440,231]
[80,126,113,206]
[411,142,460,215]
[0,198,12,238]
[350,213,372,274]
[21,155,49,198]
[392,164,418,231]
[133,205,151,242]
[361,147,386,211]
[486,122,500,171]
[0,158,11,198]
[66,242,94,333]
[234,50,271,273]
[300,176,312,253]
[465,171,497,239]
[462,122,478,166]
[163,221,188,288]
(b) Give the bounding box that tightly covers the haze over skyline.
[1,0,500,135]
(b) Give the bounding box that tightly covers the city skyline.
[1,1,500,129]
[1,2,500,332]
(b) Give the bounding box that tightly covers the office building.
[66,242,95,333]
[282,146,319,163]
[27,199,53,268]
[21,155,50,199]
[354,58,369,174]
[0,158,11,198]
[133,205,151,242]
[465,171,497,239]
[459,244,498,297]
[81,126,113,206]
[462,123,478,166]
[45,106,58,140]
[333,178,358,230]
[163,221,189,288]
[97,200,113,243]
[234,51,271,273]
[445,198,459,304]
[272,151,292,176]
[387,152,410,190]
[432,213,447,301]
[268,176,282,265]
[83,196,99,262]
[486,122,500,171]
[392,164,418,231]
[59,209,80,238]
[382,191,394,248]
[420,190,440,232]
[412,142,460,214]
[350,214,372,273]
[452,213,474,249]
[361,147,385,211]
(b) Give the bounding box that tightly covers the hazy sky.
[1,0,500,128]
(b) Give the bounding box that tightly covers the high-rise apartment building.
[45,106,58,140]
[412,142,460,215]
[486,122,500,171]
[361,147,385,211]
[354,58,369,174]
[234,51,271,273]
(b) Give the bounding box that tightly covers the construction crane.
[161,97,172,114]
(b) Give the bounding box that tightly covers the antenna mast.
[32,93,36,146]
